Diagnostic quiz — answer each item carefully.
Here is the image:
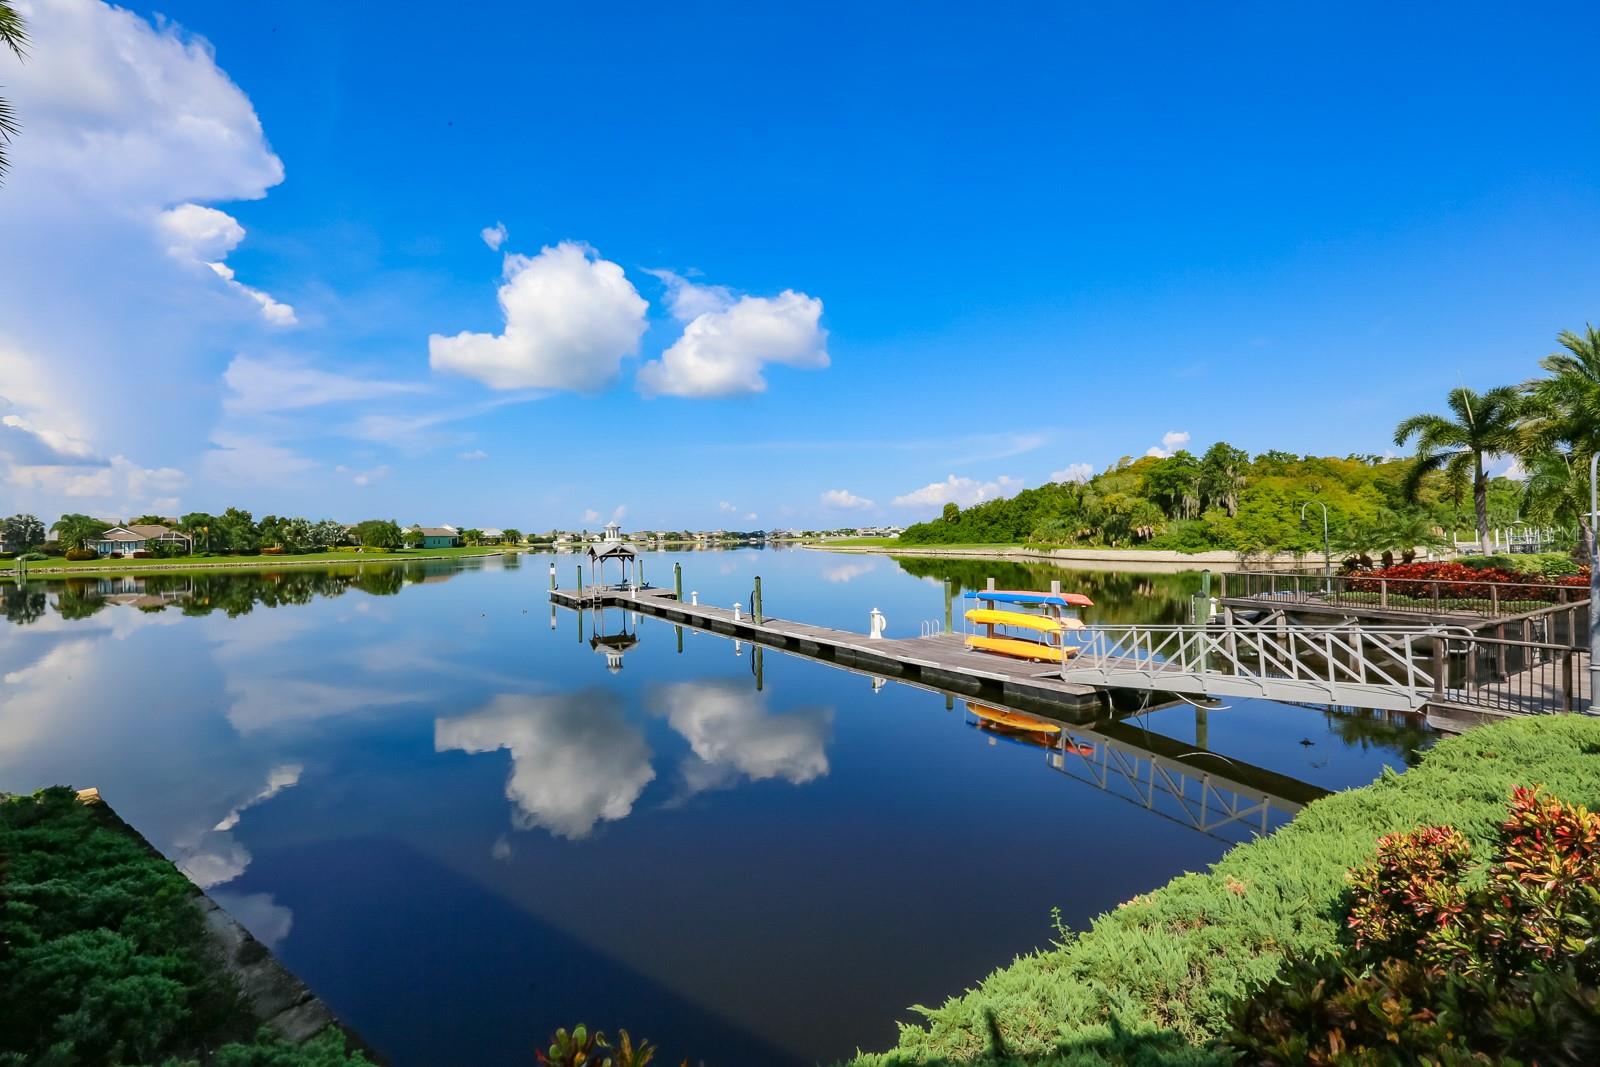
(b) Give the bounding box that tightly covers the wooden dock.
[551,585,1110,717]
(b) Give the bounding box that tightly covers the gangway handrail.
[1060,620,1481,711]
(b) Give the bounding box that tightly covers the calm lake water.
[0,549,1428,1065]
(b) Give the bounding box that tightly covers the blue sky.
[1,1,1598,529]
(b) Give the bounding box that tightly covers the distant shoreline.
[801,542,1312,573]
[8,545,526,578]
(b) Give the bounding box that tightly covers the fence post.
[1431,636,1446,699]
[1380,579,1388,609]
[1219,572,1228,599]
[1563,651,1575,713]
[1490,584,1499,614]
[1431,581,1440,613]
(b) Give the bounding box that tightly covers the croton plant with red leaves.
[1347,561,1590,602]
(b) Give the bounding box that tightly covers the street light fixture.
[1300,501,1331,591]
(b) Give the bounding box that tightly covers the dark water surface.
[0,549,1427,1065]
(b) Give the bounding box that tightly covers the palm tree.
[1518,325,1600,564]
[0,1,27,181]
[1394,386,1525,552]
[1525,324,1600,448]
[1521,449,1592,563]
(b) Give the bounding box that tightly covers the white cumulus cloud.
[1146,430,1192,458]
[892,474,1023,509]
[821,488,875,510]
[637,271,828,397]
[0,0,285,517]
[429,241,648,391]
[1051,462,1094,483]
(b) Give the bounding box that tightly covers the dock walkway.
[551,585,1109,715]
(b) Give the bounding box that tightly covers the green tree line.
[903,325,1600,560]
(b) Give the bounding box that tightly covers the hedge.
[847,715,1600,1066]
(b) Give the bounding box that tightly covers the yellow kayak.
[965,608,1083,633]
[967,702,1061,735]
[965,634,1077,663]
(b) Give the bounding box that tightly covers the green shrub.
[213,1028,372,1066]
[1225,787,1600,1064]
[849,717,1600,1066]
[1229,958,1598,1066]
[1459,552,1582,579]
[16,551,47,561]
[0,788,371,1066]
[63,548,97,561]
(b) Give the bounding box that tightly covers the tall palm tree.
[1520,448,1592,564]
[0,1,27,181]
[1394,385,1525,551]
[1525,324,1600,450]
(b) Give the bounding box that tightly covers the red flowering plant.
[1346,561,1589,602]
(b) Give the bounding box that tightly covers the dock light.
[1589,453,1599,716]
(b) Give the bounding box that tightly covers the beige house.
[93,524,192,557]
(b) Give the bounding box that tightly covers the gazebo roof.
[588,540,636,561]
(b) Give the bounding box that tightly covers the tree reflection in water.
[0,560,461,625]
[890,555,1204,626]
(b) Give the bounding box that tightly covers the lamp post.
[1589,453,1598,715]
[1300,501,1331,589]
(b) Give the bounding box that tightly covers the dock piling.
[674,562,682,602]
[753,576,763,624]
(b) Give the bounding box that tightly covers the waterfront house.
[411,525,463,549]
[92,524,192,557]
[479,528,505,544]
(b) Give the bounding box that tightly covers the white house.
[93,524,192,557]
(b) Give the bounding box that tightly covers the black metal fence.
[1219,571,1589,648]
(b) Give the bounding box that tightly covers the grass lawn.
[817,539,1022,549]
[6,544,522,575]
[847,715,1600,1066]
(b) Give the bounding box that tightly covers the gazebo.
[587,522,638,591]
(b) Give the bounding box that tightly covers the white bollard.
[869,607,887,639]
[733,602,743,621]
[690,591,699,606]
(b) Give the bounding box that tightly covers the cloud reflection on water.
[435,691,656,840]
[649,679,832,797]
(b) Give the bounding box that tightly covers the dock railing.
[1220,570,1589,627]
[1065,619,1587,716]
[1063,622,1463,711]
[1435,633,1585,716]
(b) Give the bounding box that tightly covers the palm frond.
[0,1,26,61]
[1400,450,1451,501]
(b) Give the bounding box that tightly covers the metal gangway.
[1062,621,1470,712]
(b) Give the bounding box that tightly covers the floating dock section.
[551,586,1109,717]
